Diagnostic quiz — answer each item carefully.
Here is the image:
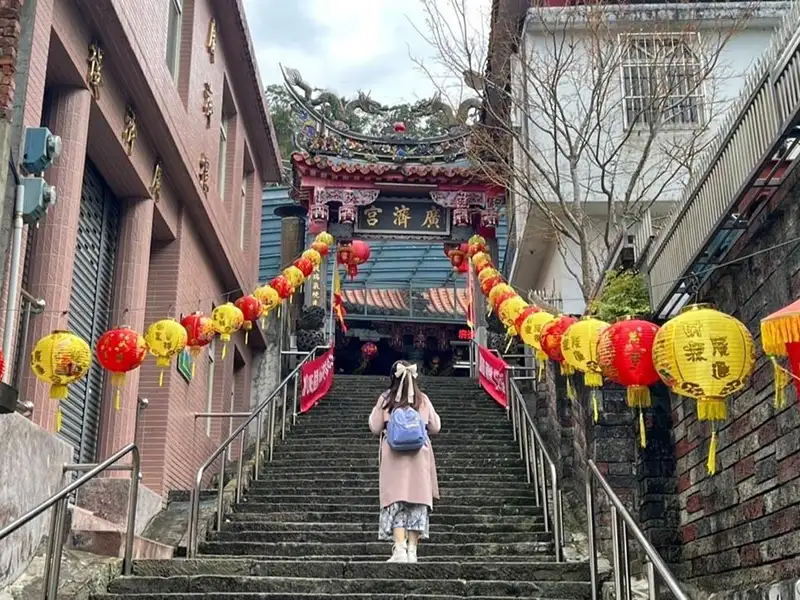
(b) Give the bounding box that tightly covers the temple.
[279,66,509,374]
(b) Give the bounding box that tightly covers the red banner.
[478,345,508,408]
[300,347,335,413]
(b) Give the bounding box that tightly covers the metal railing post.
[123,449,141,575]
[43,498,68,600]
[646,560,659,600]
[268,399,276,462]
[134,397,148,446]
[587,466,599,600]
[215,454,225,531]
[281,384,288,440]
[292,372,300,425]
[254,414,263,481]
[611,507,623,600]
[236,432,245,503]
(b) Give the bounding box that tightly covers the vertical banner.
[478,344,508,408]
[300,347,335,413]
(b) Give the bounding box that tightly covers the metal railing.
[185,344,329,557]
[645,2,800,313]
[507,377,564,562]
[586,460,689,600]
[0,443,140,600]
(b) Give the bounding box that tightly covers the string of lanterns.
[467,236,760,474]
[29,232,336,430]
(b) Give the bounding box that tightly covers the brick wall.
[0,0,23,118]
[665,178,800,593]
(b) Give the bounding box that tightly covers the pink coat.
[369,393,441,509]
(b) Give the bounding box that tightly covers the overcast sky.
[242,0,490,104]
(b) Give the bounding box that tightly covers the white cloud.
[242,0,490,104]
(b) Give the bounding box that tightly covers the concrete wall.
[0,412,71,587]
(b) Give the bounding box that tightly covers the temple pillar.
[22,86,92,431]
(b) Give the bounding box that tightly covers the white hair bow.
[394,363,418,404]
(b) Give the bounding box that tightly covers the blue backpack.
[386,406,427,452]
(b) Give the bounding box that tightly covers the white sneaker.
[387,541,408,563]
[407,544,418,563]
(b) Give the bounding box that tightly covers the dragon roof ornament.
[280,64,482,164]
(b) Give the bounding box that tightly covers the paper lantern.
[337,243,353,266]
[653,304,754,474]
[455,261,468,274]
[293,257,315,278]
[254,285,281,316]
[760,298,800,406]
[309,242,328,258]
[597,319,660,447]
[347,263,359,280]
[562,317,609,422]
[361,342,378,359]
[315,232,334,246]
[447,243,468,270]
[181,312,215,377]
[498,296,528,330]
[480,274,503,297]
[283,265,305,289]
[96,326,148,410]
[235,295,263,345]
[472,251,492,272]
[515,306,540,334]
[145,319,187,387]
[31,331,92,430]
[520,311,555,381]
[468,234,487,257]
[211,303,244,360]
[478,267,499,284]
[350,240,371,265]
[488,283,515,307]
[270,275,294,300]
[541,315,579,399]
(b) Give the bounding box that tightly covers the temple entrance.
[333,319,472,377]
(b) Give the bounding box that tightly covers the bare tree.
[414,0,754,301]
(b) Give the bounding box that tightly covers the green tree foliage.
[265,84,297,161]
[589,270,651,323]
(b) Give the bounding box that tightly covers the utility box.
[22,127,62,174]
[21,177,56,224]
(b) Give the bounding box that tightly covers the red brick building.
[5,0,280,496]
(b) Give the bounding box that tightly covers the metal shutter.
[61,160,120,463]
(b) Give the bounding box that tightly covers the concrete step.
[105,575,590,598]
[208,530,551,544]
[97,592,582,600]
[132,557,590,582]
[260,465,528,476]
[237,494,538,508]
[256,472,527,484]
[270,450,521,460]
[233,503,543,516]
[218,520,546,533]
[265,458,526,469]
[226,512,544,526]
[245,485,533,496]
[197,540,555,558]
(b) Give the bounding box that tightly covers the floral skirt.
[378,501,430,541]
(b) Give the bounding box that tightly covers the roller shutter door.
[61,160,120,463]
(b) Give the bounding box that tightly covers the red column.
[96,197,154,461]
[21,86,91,432]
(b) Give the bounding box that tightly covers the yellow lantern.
[520,311,555,380]
[488,283,514,308]
[211,303,244,360]
[254,284,281,327]
[30,331,92,431]
[562,317,609,423]
[499,296,528,330]
[145,319,187,387]
[302,249,323,268]
[472,251,491,268]
[653,304,755,474]
[315,232,334,246]
[478,267,500,284]
[283,265,305,290]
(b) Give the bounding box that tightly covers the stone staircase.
[95,375,592,599]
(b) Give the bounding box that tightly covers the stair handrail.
[586,459,689,600]
[186,344,330,558]
[507,377,564,562]
[0,443,140,600]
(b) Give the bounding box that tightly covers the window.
[620,33,704,129]
[166,0,183,81]
[204,337,216,436]
[239,179,247,249]
[218,116,228,201]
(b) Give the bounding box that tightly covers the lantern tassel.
[639,410,647,448]
[56,407,62,432]
[504,335,514,354]
[771,356,790,409]
[566,376,576,401]
[538,359,544,382]
[221,343,228,360]
[627,386,652,409]
[191,360,196,379]
[585,372,603,388]
[592,389,600,423]
[115,389,121,411]
[707,427,718,475]
[159,370,164,387]
[245,330,249,345]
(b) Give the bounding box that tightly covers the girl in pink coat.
[369,361,441,563]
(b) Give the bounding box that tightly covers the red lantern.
[447,242,468,270]
[468,234,487,257]
[293,257,315,278]
[540,315,578,365]
[182,312,215,376]
[235,295,263,344]
[361,342,378,359]
[270,275,294,300]
[597,319,660,447]
[455,261,468,274]
[311,241,330,257]
[96,326,148,410]
[347,263,359,280]
[337,243,353,266]
[480,274,502,297]
[350,240,371,266]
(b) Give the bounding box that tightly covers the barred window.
[620,33,704,128]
